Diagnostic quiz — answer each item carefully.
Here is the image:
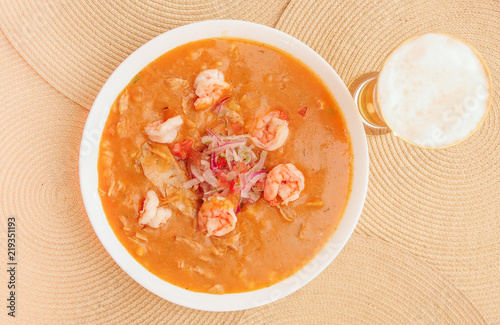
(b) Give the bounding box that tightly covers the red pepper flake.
[298,107,308,117]
[278,110,289,121]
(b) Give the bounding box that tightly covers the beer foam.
[377,33,490,148]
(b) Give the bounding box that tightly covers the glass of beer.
[349,33,492,148]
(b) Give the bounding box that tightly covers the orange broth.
[98,38,352,293]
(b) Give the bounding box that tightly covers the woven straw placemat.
[0,27,246,325]
[274,1,500,323]
[0,0,288,109]
[0,0,498,324]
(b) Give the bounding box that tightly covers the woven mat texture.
[0,0,498,324]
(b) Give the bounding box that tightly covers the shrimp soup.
[98,38,352,294]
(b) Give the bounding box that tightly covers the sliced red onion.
[206,128,223,145]
[239,173,247,190]
[247,191,260,202]
[242,152,251,164]
[200,182,211,193]
[225,149,233,170]
[202,169,219,188]
[210,153,216,170]
[201,135,213,145]
[213,97,229,115]
[245,150,267,178]
[225,148,233,161]
[184,130,270,206]
[224,134,251,141]
[204,141,245,155]
[244,190,260,203]
[231,147,241,162]
[241,172,267,197]
[249,150,257,162]
[235,201,242,213]
[183,178,201,189]
[226,171,237,180]
[203,189,218,198]
[251,170,266,179]
[254,150,268,171]
[237,145,244,157]
[191,164,205,182]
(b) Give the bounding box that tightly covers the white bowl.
[79,20,369,311]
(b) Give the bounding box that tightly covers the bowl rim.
[79,19,369,311]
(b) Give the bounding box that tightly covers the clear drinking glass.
[349,33,492,148]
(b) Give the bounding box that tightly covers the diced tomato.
[232,161,248,173]
[171,139,202,166]
[215,155,228,169]
[218,173,229,187]
[171,139,192,160]
[298,107,308,117]
[189,149,202,167]
[255,179,265,191]
[230,122,243,132]
[172,144,184,159]
[229,179,236,191]
[230,180,241,196]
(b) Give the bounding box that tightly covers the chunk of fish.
[153,78,195,114]
[140,142,200,218]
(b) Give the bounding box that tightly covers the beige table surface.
[0,0,498,324]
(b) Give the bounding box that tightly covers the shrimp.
[252,111,289,151]
[264,163,305,206]
[197,196,237,237]
[193,69,231,110]
[145,115,183,143]
[139,190,172,228]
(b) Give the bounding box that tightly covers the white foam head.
[377,33,491,148]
